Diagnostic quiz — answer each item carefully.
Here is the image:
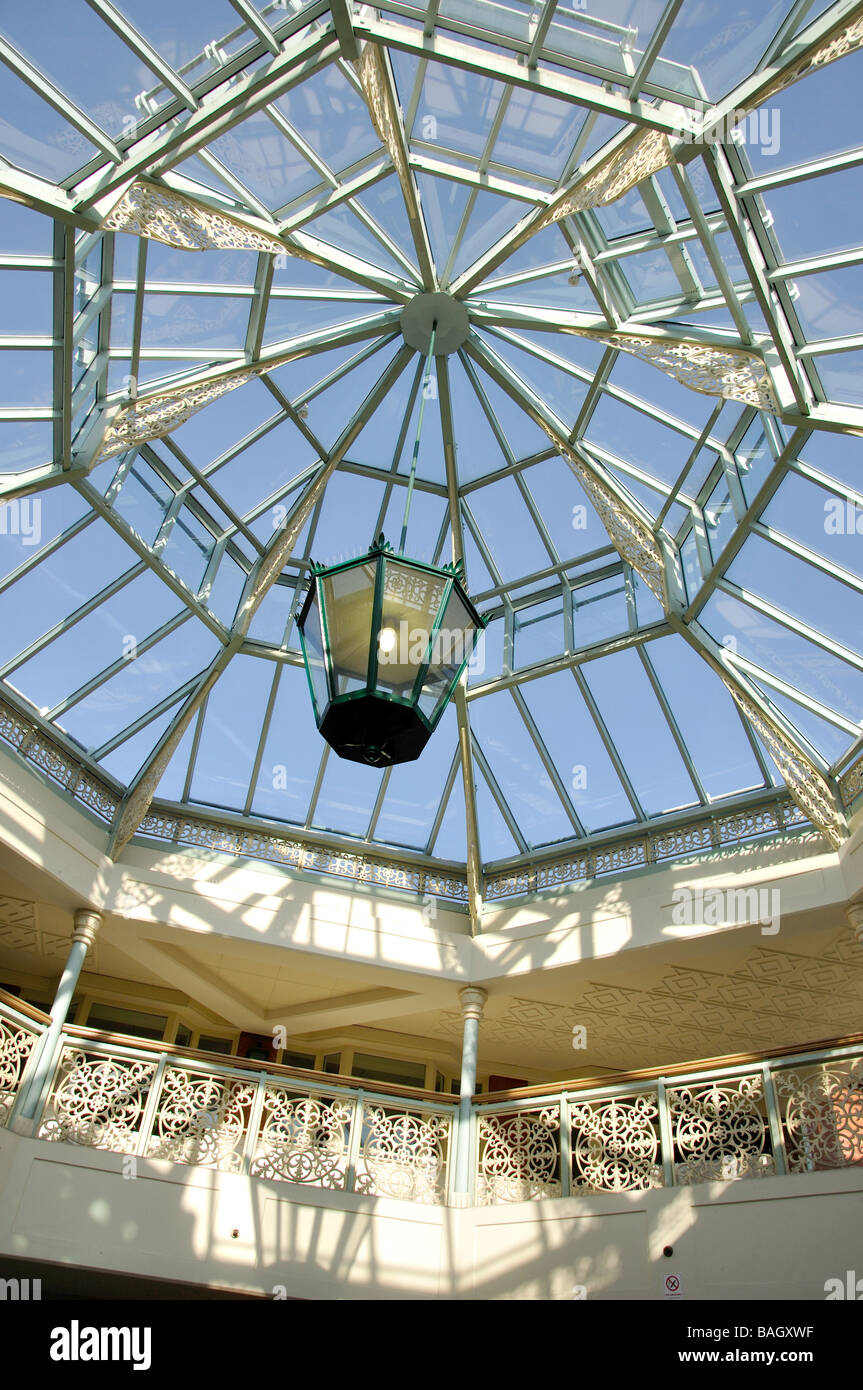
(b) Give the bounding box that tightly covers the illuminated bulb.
[378,625,398,655]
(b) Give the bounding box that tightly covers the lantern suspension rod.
[399,319,437,554]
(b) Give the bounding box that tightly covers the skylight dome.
[1,0,862,915]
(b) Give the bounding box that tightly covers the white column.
[452,985,487,1201]
[15,909,102,1122]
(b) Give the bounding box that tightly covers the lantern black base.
[319,696,431,767]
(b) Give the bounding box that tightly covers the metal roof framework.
[1,0,862,924]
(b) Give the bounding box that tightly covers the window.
[83,1003,167,1041]
[197,1034,233,1056]
[351,1053,426,1088]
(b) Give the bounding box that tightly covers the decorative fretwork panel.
[537,128,672,225]
[569,1093,663,1193]
[484,797,809,901]
[103,180,286,255]
[0,694,118,824]
[573,331,777,412]
[145,1066,256,1172]
[354,1102,451,1204]
[249,1087,354,1190]
[74,770,121,821]
[0,697,31,750]
[137,809,470,900]
[762,14,863,98]
[675,1153,775,1184]
[536,420,666,602]
[353,43,407,186]
[839,750,863,811]
[533,15,863,232]
[96,368,260,461]
[38,1048,158,1152]
[0,1011,40,1126]
[773,1057,863,1174]
[719,677,844,849]
[667,1076,772,1185]
[477,1107,562,1204]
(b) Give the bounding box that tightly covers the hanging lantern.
[296,317,485,767]
[297,537,484,767]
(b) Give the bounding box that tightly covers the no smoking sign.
[664,1272,683,1298]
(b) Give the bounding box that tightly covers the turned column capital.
[458,985,488,1023]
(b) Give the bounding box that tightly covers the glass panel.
[586,395,692,489]
[522,670,634,833]
[522,454,609,563]
[701,590,863,726]
[0,421,53,474]
[762,472,863,582]
[646,638,764,799]
[792,266,863,343]
[513,597,563,670]
[59,622,221,751]
[581,648,699,815]
[743,46,863,173]
[251,663,323,824]
[0,521,137,669]
[765,166,863,262]
[728,535,863,659]
[470,690,575,847]
[571,576,628,649]
[0,350,53,407]
[374,704,457,849]
[466,475,551,583]
[704,475,736,563]
[735,421,773,505]
[112,462,173,544]
[432,762,468,861]
[418,586,478,724]
[0,269,53,336]
[0,6,165,136]
[12,572,183,714]
[160,508,215,593]
[299,589,330,718]
[313,753,383,836]
[798,431,863,493]
[812,351,863,408]
[320,560,377,695]
[657,1,792,101]
[190,656,275,811]
[374,559,449,699]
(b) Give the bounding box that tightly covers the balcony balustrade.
[2,990,862,1207]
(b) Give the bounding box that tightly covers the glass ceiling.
[1,0,862,881]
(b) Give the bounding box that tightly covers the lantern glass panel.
[299,591,329,718]
[374,558,449,699]
[320,561,377,694]
[417,586,477,724]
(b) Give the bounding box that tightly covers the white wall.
[1,1127,860,1300]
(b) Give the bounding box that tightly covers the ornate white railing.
[0,995,49,1128]
[22,1028,454,1204]
[3,1002,861,1209]
[474,1042,863,1204]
